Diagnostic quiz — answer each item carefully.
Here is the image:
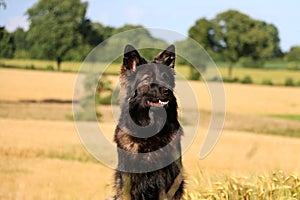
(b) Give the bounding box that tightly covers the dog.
[114,44,184,200]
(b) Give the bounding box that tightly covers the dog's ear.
[121,44,146,73]
[154,44,176,68]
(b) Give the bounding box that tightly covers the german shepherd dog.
[114,44,184,200]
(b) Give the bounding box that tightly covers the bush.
[240,75,253,84]
[239,57,264,68]
[209,76,223,82]
[223,77,239,83]
[74,111,101,121]
[45,65,55,71]
[98,94,112,105]
[261,79,273,86]
[188,66,201,80]
[25,64,35,70]
[284,77,295,86]
[287,61,300,71]
[297,80,300,87]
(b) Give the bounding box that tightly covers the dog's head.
[119,44,178,127]
[121,45,176,107]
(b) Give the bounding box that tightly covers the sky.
[0,0,299,52]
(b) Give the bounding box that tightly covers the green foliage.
[0,27,15,58]
[285,46,300,62]
[25,64,35,70]
[188,18,214,50]
[11,28,30,58]
[223,77,239,83]
[26,0,88,70]
[175,38,209,73]
[240,75,253,84]
[188,66,201,80]
[189,10,281,79]
[271,114,300,122]
[96,26,168,63]
[75,73,112,121]
[78,20,104,47]
[239,56,264,68]
[112,24,145,35]
[287,61,300,71]
[63,43,92,62]
[261,79,273,85]
[98,94,114,105]
[92,22,114,42]
[213,10,280,62]
[284,77,295,86]
[75,109,102,121]
[45,65,55,71]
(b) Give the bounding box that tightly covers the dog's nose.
[149,84,170,97]
[149,83,159,96]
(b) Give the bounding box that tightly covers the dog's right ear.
[121,44,146,73]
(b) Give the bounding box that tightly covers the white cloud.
[6,16,29,32]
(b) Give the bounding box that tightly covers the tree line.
[0,0,299,76]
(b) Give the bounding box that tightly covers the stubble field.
[1,68,300,199]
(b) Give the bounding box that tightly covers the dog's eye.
[138,85,150,94]
[140,74,151,83]
[142,76,151,84]
[161,87,170,95]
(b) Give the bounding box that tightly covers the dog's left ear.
[122,44,146,73]
[154,44,176,68]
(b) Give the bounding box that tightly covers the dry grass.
[1,68,300,199]
[0,119,114,199]
[1,68,300,115]
[0,68,76,101]
[1,118,300,199]
[184,170,300,199]
[184,81,300,115]
[0,102,72,121]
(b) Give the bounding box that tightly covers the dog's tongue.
[147,100,169,107]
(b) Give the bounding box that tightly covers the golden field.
[1,68,300,199]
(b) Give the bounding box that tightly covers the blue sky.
[0,0,299,51]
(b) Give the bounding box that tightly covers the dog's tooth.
[159,100,169,105]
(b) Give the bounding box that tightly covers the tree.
[187,18,215,80]
[189,18,214,51]
[285,46,300,62]
[0,27,15,58]
[63,21,115,61]
[26,0,87,70]
[92,22,114,42]
[213,10,281,78]
[95,25,167,63]
[12,28,29,58]
[189,10,281,79]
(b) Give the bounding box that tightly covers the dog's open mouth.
[147,100,169,107]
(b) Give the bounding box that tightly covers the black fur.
[114,45,184,200]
